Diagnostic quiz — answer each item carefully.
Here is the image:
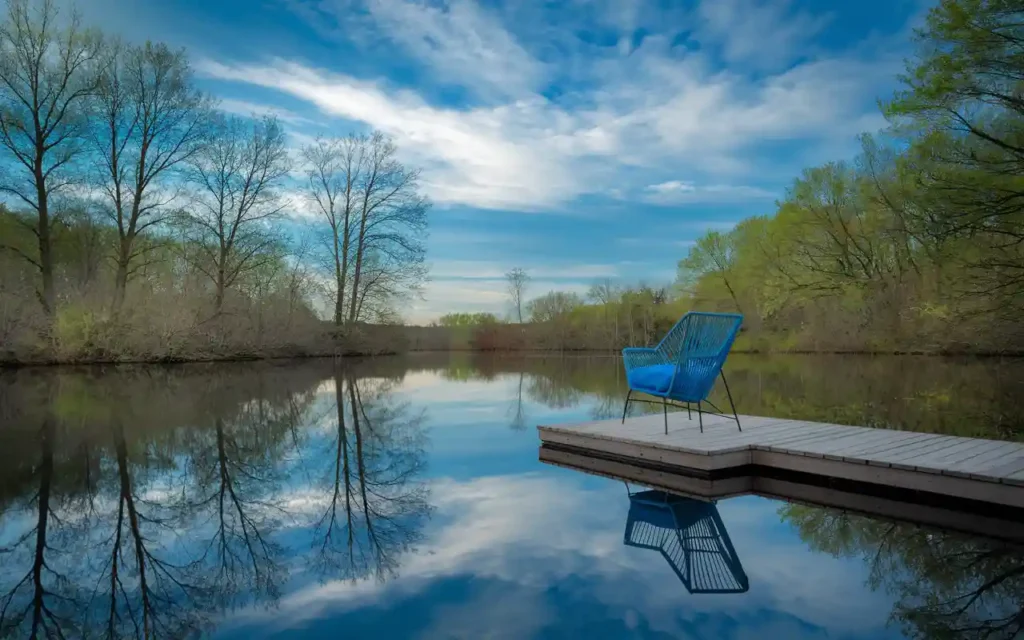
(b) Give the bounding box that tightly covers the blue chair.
[621,312,742,434]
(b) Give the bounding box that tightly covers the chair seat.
[627,364,676,394]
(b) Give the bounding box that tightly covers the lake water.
[1,354,1022,639]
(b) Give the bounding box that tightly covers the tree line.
[681,0,1023,353]
[432,269,686,352]
[435,0,1023,355]
[0,0,428,364]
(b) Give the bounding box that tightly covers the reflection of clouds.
[398,373,518,408]
[219,473,901,639]
[416,581,557,640]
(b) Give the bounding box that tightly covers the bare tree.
[505,267,530,323]
[303,136,357,325]
[180,115,289,313]
[586,278,617,306]
[352,246,426,324]
[91,39,211,310]
[346,132,427,324]
[0,0,104,318]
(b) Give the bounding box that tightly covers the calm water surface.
[1,354,1022,639]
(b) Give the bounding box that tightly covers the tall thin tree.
[505,267,530,323]
[302,136,361,326]
[0,0,104,319]
[92,39,211,310]
[347,132,426,324]
[181,115,289,313]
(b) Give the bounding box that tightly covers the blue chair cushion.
[627,364,676,394]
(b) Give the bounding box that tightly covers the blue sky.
[67,0,926,322]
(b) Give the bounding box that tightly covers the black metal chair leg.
[662,397,668,434]
[720,370,741,432]
[687,402,691,420]
[621,389,632,423]
[697,401,703,433]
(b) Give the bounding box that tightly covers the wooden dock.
[537,413,1024,509]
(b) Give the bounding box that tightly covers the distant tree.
[437,312,499,327]
[505,267,530,323]
[587,278,618,305]
[527,291,582,323]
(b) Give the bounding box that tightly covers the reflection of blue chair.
[621,312,743,433]
[623,486,748,594]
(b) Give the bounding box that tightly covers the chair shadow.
[623,486,749,594]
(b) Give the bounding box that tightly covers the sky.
[63,0,926,323]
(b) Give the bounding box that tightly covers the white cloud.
[350,0,547,99]
[196,1,898,213]
[643,180,777,204]
[697,0,832,71]
[218,98,318,127]
[197,58,585,210]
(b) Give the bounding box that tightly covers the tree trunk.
[35,171,55,320]
[333,247,344,326]
[332,217,348,327]
[113,235,132,311]
[337,199,353,326]
[347,211,368,324]
[721,273,744,316]
[215,265,226,313]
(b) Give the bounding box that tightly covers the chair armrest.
[622,347,667,372]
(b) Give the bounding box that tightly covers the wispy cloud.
[198,58,586,210]
[643,180,777,204]
[429,260,619,280]
[197,0,900,212]
[344,0,547,99]
[217,97,319,127]
[697,0,833,70]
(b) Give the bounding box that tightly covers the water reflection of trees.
[417,352,1024,440]
[0,362,430,638]
[310,374,431,581]
[782,504,1024,640]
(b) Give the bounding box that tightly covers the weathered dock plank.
[538,412,1024,508]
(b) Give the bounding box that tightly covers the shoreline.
[3,346,1024,370]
